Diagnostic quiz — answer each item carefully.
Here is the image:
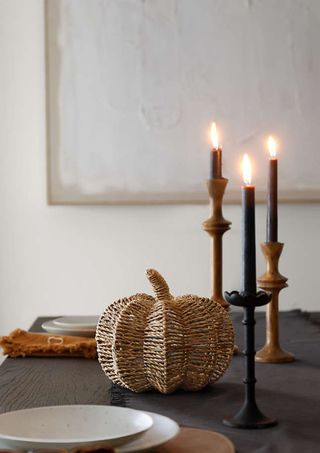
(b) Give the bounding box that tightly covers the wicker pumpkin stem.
[146,269,173,301]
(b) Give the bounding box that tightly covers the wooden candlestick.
[203,179,231,309]
[255,242,295,363]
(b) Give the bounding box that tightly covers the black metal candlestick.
[223,169,277,429]
[223,290,277,429]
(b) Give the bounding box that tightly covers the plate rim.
[0,405,153,444]
[118,410,180,453]
[52,316,99,328]
[41,320,95,333]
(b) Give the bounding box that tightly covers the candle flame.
[210,122,219,149]
[267,136,277,158]
[242,154,252,185]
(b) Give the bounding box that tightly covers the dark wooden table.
[0,312,319,452]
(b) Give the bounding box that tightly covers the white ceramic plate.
[118,411,180,453]
[53,316,99,329]
[0,405,153,450]
[41,320,95,337]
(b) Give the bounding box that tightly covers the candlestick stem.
[265,291,280,348]
[223,290,277,429]
[256,242,295,363]
[212,234,223,303]
[203,179,231,309]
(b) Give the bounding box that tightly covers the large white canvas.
[46,0,320,204]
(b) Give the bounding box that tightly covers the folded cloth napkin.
[0,329,97,359]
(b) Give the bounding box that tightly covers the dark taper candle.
[241,154,256,294]
[210,122,222,179]
[266,136,278,242]
[210,148,222,179]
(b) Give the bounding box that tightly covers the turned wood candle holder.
[202,179,231,309]
[255,242,295,363]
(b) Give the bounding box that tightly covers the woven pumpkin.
[96,269,234,394]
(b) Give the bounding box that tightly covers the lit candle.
[241,154,256,294]
[266,136,278,242]
[210,122,222,179]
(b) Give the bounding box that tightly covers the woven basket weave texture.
[96,269,234,394]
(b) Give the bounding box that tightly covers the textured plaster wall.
[0,0,319,335]
[48,0,320,203]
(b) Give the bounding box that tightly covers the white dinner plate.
[118,411,180,452]
[41,320,96,337]
[53,316,99,329]
[0,405,153,450]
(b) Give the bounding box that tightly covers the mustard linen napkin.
[0,329,97,359]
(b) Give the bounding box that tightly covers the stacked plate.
[0,405,180,452]
[41,316,100,337]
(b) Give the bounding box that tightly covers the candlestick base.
[223,402,277,429]
[255,242,295,364]
[255,344,294,363]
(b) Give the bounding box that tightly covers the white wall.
[0,0,319,334]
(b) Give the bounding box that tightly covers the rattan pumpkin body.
[96,269,234,394]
